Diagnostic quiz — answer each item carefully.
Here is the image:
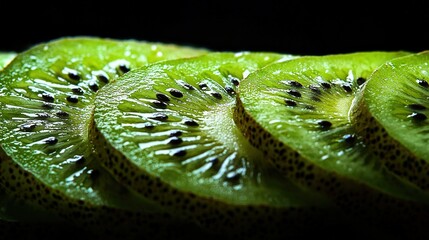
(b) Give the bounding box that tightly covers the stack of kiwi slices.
[0,37,210,239]
[1,37,429,239]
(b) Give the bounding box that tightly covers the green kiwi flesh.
[234,51,429,226]
[0,37,208,236]
[1,52,75,238]
[351,51,429,191]
[0,52,15,69]
[1,51,61,225]
[93,52,345,237]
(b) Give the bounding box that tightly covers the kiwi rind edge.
[91,51,349,238]
[0,37,209,238]
[350,51,429,192]
[233,51,429,229]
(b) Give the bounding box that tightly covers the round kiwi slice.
[1,51,74,238]
[0,52,15,69]
[0,37,208,237]
[351,51,429,191]
[92,52,349,238]
[234,51,429,228]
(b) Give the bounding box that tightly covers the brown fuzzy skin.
[233,95,429,228]
[90,118,347,239]
[351,88,429,191]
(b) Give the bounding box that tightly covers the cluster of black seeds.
[406,79,428,122]
[13,60,133,191]
[20,61,134,151]
[279,77,367,131]
[122,76,248,185]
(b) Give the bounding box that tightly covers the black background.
[0,1,426,56]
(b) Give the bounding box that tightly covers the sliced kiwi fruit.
[1,51,71,238]
[234,51,429,230]
[0,37,208,237]
[0,52,15,69]
[92,51,352,238]
[351,51,429,192]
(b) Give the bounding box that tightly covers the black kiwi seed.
[42,93,55,102]
[283,80,303,88]
[156,93,170,102]
[342,134,356,145]
[417,79,429,88]
[178,81,195,90]
[168,88,184,98]
[317,120,332,130]
[226,172,241,184]
[408,112,427,121]
[118,64,131,74]
[150,113,168,121]
[173,149,187,157]
[20,123,36,132]
[168,137,183,145]
[89,82,99,92]
[211,92,223,99]
[198,83,208,90]
[207,157,219,165]
[342,84,353,93]
[357,77,366,86]
[309,85,321,94]
[286,89,301,98]
[407,103,426,111]
[67,71,81,81]
[184,119,199,127]
[66,95,79,103]
[74,155,86,165]
[225,86,236,95]
[320,82,331,89]
[170,130,183,137]
[144,123,155,129]
[284,99,297,107]
[42,103,54,109]
[36,113,50,119]
[56,111,70,118]
[97,73,109,83]
[72,87,84,95]
[152,100,168,109]
[304,105,315,110]
[311,96,321,102]
[88,169,100,180]
[184,83,195,90]
[44,137,58,145]
[230,76,240,86]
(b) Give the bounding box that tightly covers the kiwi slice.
[234,51,429,228]
[351,51,429,191]
[0,52,15,69]
[1,51,43,226]
[92,51,350,238]
[0,37,208,237]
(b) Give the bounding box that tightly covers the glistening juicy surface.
[235,52,429,218]
[351,51,429,190]
[0,37,207,228]
[0,52,15,69]
[93,52,340,234]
